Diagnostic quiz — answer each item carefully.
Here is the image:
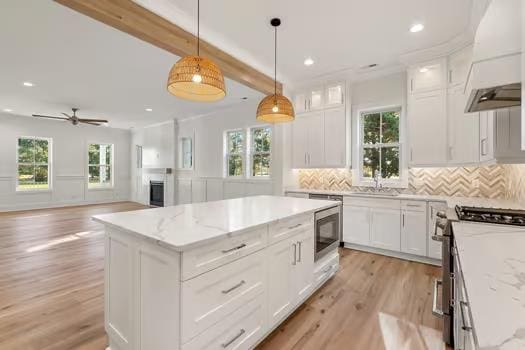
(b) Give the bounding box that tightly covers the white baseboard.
[343,242,442,267]
[0,197,132,213]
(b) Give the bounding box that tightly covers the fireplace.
[149,181,164,207]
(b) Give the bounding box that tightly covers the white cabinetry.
[323,107,346,167]
[401,201,427,256]
[370,207,401,251]
[343,205,370,246]
[408,89,448,166]
[408,58,446,94]
[479,110,495,162]
[293,229,315,303]
[447,46,472,88]
[293,82,345,114]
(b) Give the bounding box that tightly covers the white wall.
[0,113,131,211]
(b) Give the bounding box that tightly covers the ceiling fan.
[32,108,108,126]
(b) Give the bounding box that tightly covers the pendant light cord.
[197,0,200,56]
[274,25,277,96]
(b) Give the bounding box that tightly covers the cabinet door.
[343,205,370,246]
[266,238,295,328]
[293,229,314,303]
[370,208,401,251]
[292,116,309,168]
[401,210,427,256]
[323,107,346,167]
[408,90,447,166]
[306,111,325,167]
[293,92,308,114]
[308,87,324,111]
[325,82,345,108]
[447,86,480,165]
[479,111,495,162]
[448,45,472,87]
[408,59,446,94]
[495,107,525,161]
[427,202,446,260]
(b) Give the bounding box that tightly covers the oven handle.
[459,301,473,331]
[432,220,447,242]
[432,279,444,318]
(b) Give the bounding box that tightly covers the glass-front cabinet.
[293,82,345,114]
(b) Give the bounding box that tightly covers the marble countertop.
[93,195,337,251]
[453,221,525,349]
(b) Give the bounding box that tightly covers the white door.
[324,107,346,167]
[401,210,427,256]
[292,116,309,168]
[307,111,325,167]
[343,205,370,246]
[370,208,401,251]
[325,82,345,108]
[266,238,295,328]
[447,86,480,165]
[293,229,314,303]
[408,89,447,166]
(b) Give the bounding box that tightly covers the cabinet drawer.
[181,226,267,280]
[313,251,339,288]
[182,293,266,350]
[268,213,313,244]
[344,196,400,209]
[181,250,265,343]
[401,200,426,212]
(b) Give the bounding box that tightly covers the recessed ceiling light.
[304,58,314,66]
[23,82,34,87]
[145,108,153,112]
[419,67,429,73]
[410,23,424,33]
[3,108,13,112]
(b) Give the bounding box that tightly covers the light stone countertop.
[453,222,525,350]
[93,195,337,251]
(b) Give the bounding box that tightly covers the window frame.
[248,125,272,179]
[16,136,53,192]
[87,143,114,189]
[224,129,246,178]
[356,106,406,188]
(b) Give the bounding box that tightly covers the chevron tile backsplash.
[298,164,525,203]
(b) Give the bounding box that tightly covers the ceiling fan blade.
[78,118,108,123]
[80,121,102,126]
[32,114,69,120]
[61,112,72,118]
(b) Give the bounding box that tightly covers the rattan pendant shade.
[256,18,295,123]
[167,55,226,102]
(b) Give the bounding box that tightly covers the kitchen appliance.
[313,205,341,261]
[455,205,525,226]
[309,193,344,246]
[431,211,455,347]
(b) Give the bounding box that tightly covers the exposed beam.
[54,0,281,95]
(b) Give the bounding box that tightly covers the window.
[88,143,113,188]
[17,137,51,190]
[225,130,244,177]
[178,137,193,170]
[359,108,401,183]
[250,126,271,177]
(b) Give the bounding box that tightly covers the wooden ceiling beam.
[54,0,281,95]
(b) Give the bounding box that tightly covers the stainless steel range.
[455,205,525,226]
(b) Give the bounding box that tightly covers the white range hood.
[466,0,522,113]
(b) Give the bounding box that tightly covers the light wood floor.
[0,202,444,350]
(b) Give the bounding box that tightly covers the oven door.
[314,206,340,261]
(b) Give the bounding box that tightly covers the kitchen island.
[93,195,340,350]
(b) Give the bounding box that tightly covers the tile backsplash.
[298,164,525,203]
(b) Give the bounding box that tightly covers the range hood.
[465,0,522,113]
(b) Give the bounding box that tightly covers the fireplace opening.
[150,181,164,207]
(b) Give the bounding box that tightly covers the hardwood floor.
[0,202,444,350]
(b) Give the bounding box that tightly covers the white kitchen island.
[93,195,340,350]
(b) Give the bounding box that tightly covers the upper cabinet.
[407,58,447,94]
[293,82,345,114]
[447,45,472,88]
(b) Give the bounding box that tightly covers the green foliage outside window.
[227,131,244,177]
[251,127,271,177]
[89,144,112,187]
[17,137,50,190]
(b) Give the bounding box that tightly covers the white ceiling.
[137,0,475,85]
[0,0,262,129]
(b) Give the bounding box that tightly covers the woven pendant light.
[256,18,295,123]
[167,0,226,102]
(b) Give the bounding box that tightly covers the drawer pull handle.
[288,223,302,230]
[221,280,246,294]
[221,328,245,348]
[432,279,444,317]
[322,265,332,273]
[221,243,247,254]
[405,204,422,207]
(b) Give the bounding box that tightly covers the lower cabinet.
[342,205,370,245]
[267,228,314,329]
[370,208,401,251]
[401,209,427,256]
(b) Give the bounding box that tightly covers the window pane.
[381,111,400,143]
[228,131,244,154]
[18,138,34,163]
[228,155,243,176]
[34,139,49,163]
[252,128,271,153]
[363,113,380,144]
[89,144,100,165]
[100,165,111,184]
[381,147,400,179]
[362,148,380,178]
[34,165,49,185]
[100,144,111,165]
[18,164,35,185]
[252,154,270,177]
[88,165,100,184]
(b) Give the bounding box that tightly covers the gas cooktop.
[455,205,525,226]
